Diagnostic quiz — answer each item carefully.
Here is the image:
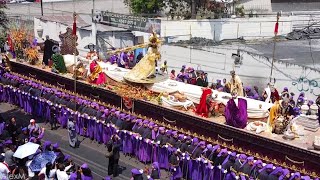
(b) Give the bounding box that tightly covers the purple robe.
[158,146,170,169]
[138,139,152,163]
[102,124,113,144]
[94,121,103,143]
[122,131,133,154]
[225,98,248,129]
[203,163,214,180]
[81,175,93,180]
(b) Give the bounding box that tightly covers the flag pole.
[270,12,280,83]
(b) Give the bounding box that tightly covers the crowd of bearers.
[0,68,317,179]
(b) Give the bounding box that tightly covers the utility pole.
[270,12,280,83]
[191,0,196,19]
[92,0,97,47]
[41,0,43,16]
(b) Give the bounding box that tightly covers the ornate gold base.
[124,74,169,84]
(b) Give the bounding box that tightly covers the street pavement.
[0,103,169,180]
[246,39,320,68]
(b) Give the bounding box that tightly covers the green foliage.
[0,2,8,30]
[235,5,245,17]
[124,0,166,16]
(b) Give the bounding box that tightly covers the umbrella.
[13,142,40,159]
[29,151,57,172]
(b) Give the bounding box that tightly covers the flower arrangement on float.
[9,27,35,62]
[25,47,39,65]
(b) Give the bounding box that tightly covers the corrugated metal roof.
[39,15,88,27]
[81,24,129,32]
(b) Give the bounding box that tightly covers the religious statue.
[267,92,294,133]
[224,93,248,129]
[124,31,161,82]
[72,58,87,80]
[262,83,280,103]
[59,27,79,56]
[85,43,98,61]
[51,45,67,74]
[42,35,57,67]
[283,120,301,140]
[228,70,244,97]
[195,88,216,118]
[88,56,106,85]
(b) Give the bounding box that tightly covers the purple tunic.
[225,98,248,129]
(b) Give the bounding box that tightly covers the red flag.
[72,13,77,35]
[274,22,279,35]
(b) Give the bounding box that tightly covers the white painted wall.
[160,45,320,100]
[239,0,272,12]
[160,16,292,41]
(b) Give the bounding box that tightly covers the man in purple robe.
[213,149,228,179]
[279,169,290,180]
[157,128,170,169]
[258,164,274,180]
[169,148,182,180]
[221,152,236,180]
[250,160,263,179]
[130,169,143,180]
[233,154,247,172]
[268,167,283,180]
[239,156,254,178]
[189,141,206,180]
[80,163,93,180]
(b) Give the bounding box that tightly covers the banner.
[92,11,161,35]
[121,97,134,113]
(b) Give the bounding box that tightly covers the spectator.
[169,70,175,80]
[196,71,205,87]
[26,155,35,179]
[160,61,168,74]
[136,52,143,64]
[56,162,73,180]
[6,117,19,145]
[0,155,9,179]
[4,144,15,172]
[107,134,121,177]
[203,73,208,87]
[39,162,57,180]
[28,119,40,133]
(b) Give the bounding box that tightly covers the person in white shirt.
[25,155,34,178]
[56,163,73,180]
[0,155,10,180]
[39,162,57,180]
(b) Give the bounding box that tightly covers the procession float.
[2,16,320,177]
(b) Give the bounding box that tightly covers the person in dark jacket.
[106,134,121,177]
[6,117,20,145]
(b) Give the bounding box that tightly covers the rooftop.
[37,14,129,32]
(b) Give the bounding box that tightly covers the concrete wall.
[239,0,272,12]
[160,45,320,100]
[160,16,292,41]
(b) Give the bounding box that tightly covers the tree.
[0,1,8,30]
[124,0,166,16]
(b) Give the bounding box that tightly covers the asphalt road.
[0,103,168,180]
[246,39,320,68]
